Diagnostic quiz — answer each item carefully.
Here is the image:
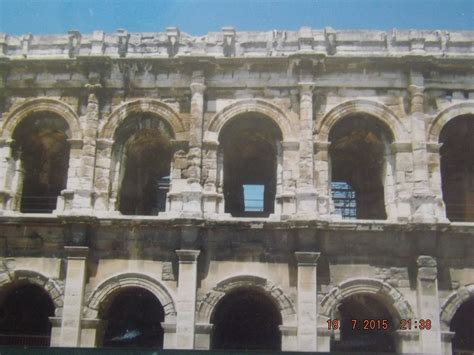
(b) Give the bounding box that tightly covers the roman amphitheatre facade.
[0,27,473,353]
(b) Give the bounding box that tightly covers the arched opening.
[450,297,474,354]
[211,288,282,351]
[112,114,173,215]
[100,287,165,348]
[12,113,70,213]
[329,114,394,220]
[0,283,55,346]
[440,115,474,222]
[219,114,282,217]
[331,294,396,352]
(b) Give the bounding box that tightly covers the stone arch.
[427,102,474,142]
[86,272,176,322]
[320,278,414,324]
[99,99,186,140]
[207,99,296,141]
[315,99,407,142]
[440,284,474,331]
[1,98,82,140]
[0,269,63,311]
[196,275,296,326]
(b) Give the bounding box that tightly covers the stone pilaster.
[176,249,200,349]
[65,84,100,213]
[180,72,205,217]
[391,142,413,221]
[441,330,455,355]
[0,139,14,212]
[279,141,299,217]
[408,76,438,222]
[60,138,84,212]
[295,252,320,351]
[296,83,317,217]
[314,141,331,218]
[80,318,104,347]
[416,255,442,353]
[93,138,114,213]
[201,139,223,216]
[195,323,213,350]
[59,246,89,347]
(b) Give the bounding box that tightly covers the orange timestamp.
[327,319,432,330]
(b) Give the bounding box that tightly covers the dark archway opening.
[0,283,55,346]
[115,114,173,215]
[220,115,282,217]
[331,294,396,353]
[12,114,70,213]
[329,114,393,220]
[101,287,165,348]
[440,115,474,222]
[450,297,474,354]
[211,289,282,351]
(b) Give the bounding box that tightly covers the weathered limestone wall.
[0,28,473,354]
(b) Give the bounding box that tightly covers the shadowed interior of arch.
[211,288,282,351]
[100,287,165,348]
[450,297,474,353]
[219,114,282,217]
[113,114,173,215]
[329,114,394,220]
[12,113,70,213]
[0,283,54,346]
[440,114,474,222]
[331,293,396,353]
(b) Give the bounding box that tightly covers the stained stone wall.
[0,28,473,353]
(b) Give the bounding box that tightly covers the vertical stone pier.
[176,249,200,349]
[295,252,320,351]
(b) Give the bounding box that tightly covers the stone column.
[441,331,455,355]
[59,246,89,347]
[296,83,318,218]
[162,322,178,349]
[176,249,200,349]
[202,139,222,216]
[416,255,442,353]
[60,139,84,212]
[392,142,414,221]
[49,317,62,347]
[427,142,448,221]
[181,73,205,217]
[295,252,320,352]
[279,141,299,216]
[80,319,104,347]
[314,141,331,218]
[0,138,14,212]
[394,330,420,353]
[408,77,437,222]
[93,138,114,213]
[195,323,213,350]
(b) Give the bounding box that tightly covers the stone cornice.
[0,28,472,60]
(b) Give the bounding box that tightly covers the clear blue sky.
[0,0,472,36]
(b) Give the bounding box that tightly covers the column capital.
[408,84,424,96]
[295,251,321,266]
[190,82,206,94]
[298,82,315,93]
[281,141,300,151]
[417,255,437,281]
[417,255,437,268]
[0,138,14,148]
[176,249,200,263]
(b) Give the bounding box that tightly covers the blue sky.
[0,0,472,36]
